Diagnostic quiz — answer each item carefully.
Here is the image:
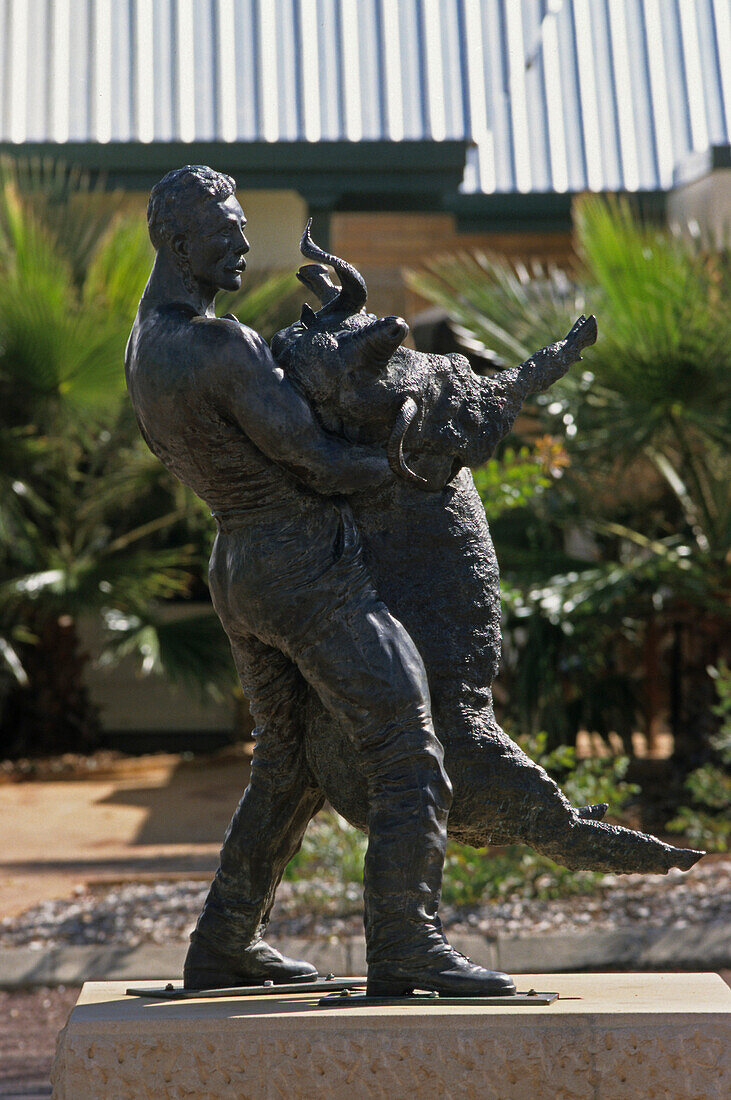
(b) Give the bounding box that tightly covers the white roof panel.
[0,0,728,193]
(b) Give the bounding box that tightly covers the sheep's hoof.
[669,846,705,872]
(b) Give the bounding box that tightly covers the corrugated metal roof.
[0,0,728,194]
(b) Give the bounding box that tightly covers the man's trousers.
[190,502,453,965]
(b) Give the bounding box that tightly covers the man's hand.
[205,318,394,497]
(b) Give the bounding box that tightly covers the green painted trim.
[622,190,667,222]
[449,192,574,234]
[327,191,450,213]
[0,141,672,228]
[450,190,667,233]
[0,140,468,199]
[713,144,731,169]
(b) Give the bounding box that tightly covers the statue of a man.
[126,165,515,997]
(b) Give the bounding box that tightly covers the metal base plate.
[126,980,558,1008]
[126,976,365,1000]
[318,990,559,1007]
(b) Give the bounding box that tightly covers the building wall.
[330,211,574,322]
[667,169,731,247]
[236,190,309,273]
[79,605,237,742]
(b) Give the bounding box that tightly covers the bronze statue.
[126,166,702,998]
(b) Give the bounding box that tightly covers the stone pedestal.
[52,972,729,1099]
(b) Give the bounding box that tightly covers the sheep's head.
[272,225,597,492]
[272,223,465,489]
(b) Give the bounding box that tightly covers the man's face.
[184,194,250,293]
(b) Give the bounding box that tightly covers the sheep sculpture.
[269,225,702,876]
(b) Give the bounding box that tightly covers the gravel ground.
[443,859,731,939]
[2,858,728,950]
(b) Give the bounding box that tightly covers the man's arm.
[204,319,391,495]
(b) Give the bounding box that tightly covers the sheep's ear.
[300,302,317,327]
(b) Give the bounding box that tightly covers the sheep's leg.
[525,804,703,874]
[444,718,703,874]
[576,803,609,821]
[450,315,599,467]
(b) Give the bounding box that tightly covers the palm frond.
[83,216,153,318]
[101,606,235,699]
[407,251,580,366]
[0,155,127,287]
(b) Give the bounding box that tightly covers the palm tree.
[408,196,730,764]
[0,160,300,756]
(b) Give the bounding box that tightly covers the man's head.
[148,165,250,293]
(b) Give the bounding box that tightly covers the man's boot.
[184,915,317,989]
[362,722,515,998]
[183,770,323,990]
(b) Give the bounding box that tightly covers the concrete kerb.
[493,923,731,971]
[1,925,727,988]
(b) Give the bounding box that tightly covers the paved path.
[0,753,251,919]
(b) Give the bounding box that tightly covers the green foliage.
[441,844,602,906]
[708,661,731,763]
[408,197,730,753]
[472,444,551,522]
[0,166,217,710]
[666,797,730,852]
[680,764,730,811]
[523,731,640,810]
[667,664,731,851]
[284,734,640,909]
[408,250,579,368]
[283,810,367,914]
[0,160,301,753]
[573,198,730,441]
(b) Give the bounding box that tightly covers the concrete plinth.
[52,973,730,1100]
